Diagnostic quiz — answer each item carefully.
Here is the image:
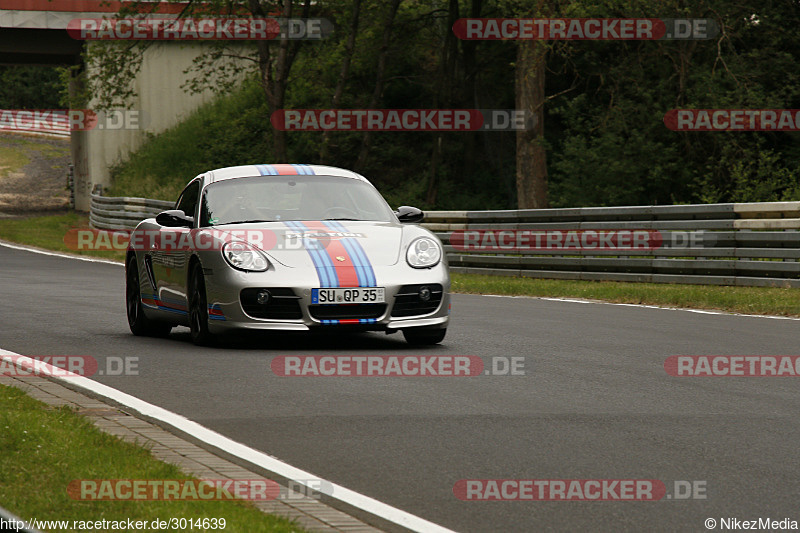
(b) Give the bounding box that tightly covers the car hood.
[214,220,403,268]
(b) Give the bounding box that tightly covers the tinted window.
[176,180,200,220]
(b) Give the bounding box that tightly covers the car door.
[155,179,200,314]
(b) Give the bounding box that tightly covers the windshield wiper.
[323,217,362,221]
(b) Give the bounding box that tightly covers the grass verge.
[451,273,800,317]
[0,212,125,262]
[0,383,304,532]
[2,213,798,317]
[0,143,30,178]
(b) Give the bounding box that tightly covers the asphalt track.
[2,243,800,532]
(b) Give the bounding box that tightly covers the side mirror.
[156,210,194,228]
[395,206,424,224]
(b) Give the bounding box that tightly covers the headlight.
[406,237,441,268]
[223,241,269,271]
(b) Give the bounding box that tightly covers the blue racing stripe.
[339,238,367,287]
[326,220,376,287]
[284,221,328,286]
[256,164,278,176]
[350,240,376,287]
[292,164,315,175]
[299,222,339,287]
[286,221,338,287]
[328,221,371,286]
[287,222,324,286]
[310,238,339,287]
[141,293,188,314]
[322,221,367,287]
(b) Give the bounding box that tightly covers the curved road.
[2,243,800,532]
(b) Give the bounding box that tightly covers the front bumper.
[202,260,450,334]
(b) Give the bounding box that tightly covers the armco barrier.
[89,195,800,287]
[425,203,800,288]
[89,194,173,230]
[0,109,70,137]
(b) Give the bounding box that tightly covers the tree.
[0,66,62,109]
[353,0,403,171]
[76,0,311,161]
[319,0,361,162]
[515,36,550,208]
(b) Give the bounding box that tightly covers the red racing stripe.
[270,164,300,175]
[304,221,360,287]
[141,297,187,312]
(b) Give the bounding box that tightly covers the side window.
[176,181,200,220]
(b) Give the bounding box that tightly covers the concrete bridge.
[1,0,225,210]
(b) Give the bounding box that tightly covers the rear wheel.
[126,255,171,337]
[189,262,215,346]
[402,327,447,345]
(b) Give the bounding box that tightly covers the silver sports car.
[125,164,450,345]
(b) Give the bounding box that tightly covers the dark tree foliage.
[546,0,800,206]
[0,66,62,109]
[75,0,800,208]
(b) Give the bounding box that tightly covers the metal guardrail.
[89,194,174,230]
[425,203,800,288]
[88,195,800,287]
[0,109,70,137]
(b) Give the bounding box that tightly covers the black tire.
[126,255,172,337]
[189,262,215,346]
[402,327,447,345]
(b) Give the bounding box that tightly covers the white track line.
[0,349,457,533]
[482,294,800,321]
[0,240,122,266]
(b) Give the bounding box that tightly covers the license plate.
[312,287,385,304]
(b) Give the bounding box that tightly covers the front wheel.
[402,327,447,345]
[126,255,172,337]
[189,262,215,346]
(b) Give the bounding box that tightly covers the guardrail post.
[67,164,75,209]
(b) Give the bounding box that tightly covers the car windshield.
[199,175,395,227]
